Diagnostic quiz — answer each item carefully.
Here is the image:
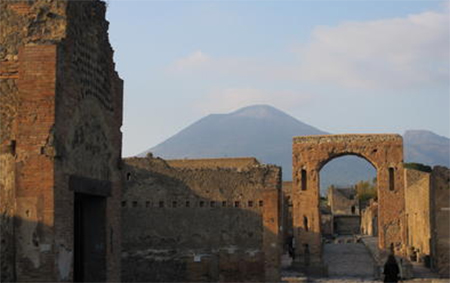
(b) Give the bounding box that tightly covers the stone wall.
[167,157,260,169]
[320,213,333,237]
[327,187,360,235]
[333,216,360,235]
[430,166,450,277]
[361,200,378,236]
[328,187,359,216]
[282,181,294,249]
[404,168,431,259]
[122,156,281,282]
[0,0,123,281]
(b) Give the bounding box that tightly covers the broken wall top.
[166,157,261,170]
[293,134,402,144]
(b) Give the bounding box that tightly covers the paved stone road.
[282,237,447,283]
[323,242,375,279]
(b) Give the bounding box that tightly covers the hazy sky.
[105,0,450,157]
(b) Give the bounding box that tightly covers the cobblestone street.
[323,242,375,278]
[282,238,447,283]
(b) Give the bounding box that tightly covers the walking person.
[383,254,400,283]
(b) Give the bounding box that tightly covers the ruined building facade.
[327,187,360,235]
[404,168,432,262]
[0,0,123,281]
[403,166,450,277]
[430,166,450,277]
[122,156,281,282]
[361,199,379,236]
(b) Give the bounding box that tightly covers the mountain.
[140,105,327,180]
[141,105,449,191]
[404,130,450,167]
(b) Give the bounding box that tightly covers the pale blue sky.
[105,0,449,157]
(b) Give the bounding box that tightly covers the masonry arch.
[317,152,378,172]
[291,134,406,271]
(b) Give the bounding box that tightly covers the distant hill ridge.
[140,105,449,190]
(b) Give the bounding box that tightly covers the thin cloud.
[168,6,448,92]
[171,50,211,72]
[296,10,449,89]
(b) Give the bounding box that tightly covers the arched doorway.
[320,155,378,277]
[320,155,377,237]
[291,134,406,273]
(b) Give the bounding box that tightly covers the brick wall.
[0,0,123,281]
[122,156,281,282]
[53,2,123,280]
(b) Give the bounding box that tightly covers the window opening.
[303,216,309,232]
[301,169,307,191]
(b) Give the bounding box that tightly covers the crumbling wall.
[1,1,66,280]
[404,168,431,259]
[53,1,123,280]
[0,4,21,275]
[430,166,450,277]
[0,0,122,281]
[122,156,281,282]
[328,187,359,216]
[361,200,378,236]
[327,188,360,235]
[167,157,260,169]
[282,181,294,249]
[320,213,333,237]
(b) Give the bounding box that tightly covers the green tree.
[355,178,377,203]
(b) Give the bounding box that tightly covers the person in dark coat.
[383,254,400,283]
[287,235,295,259]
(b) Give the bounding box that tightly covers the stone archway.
[291,134,406,273]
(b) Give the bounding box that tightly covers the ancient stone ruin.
[403,166,450,277]
[1,0,449,282]
[0,0,123,281]
[327,187,360,235]
[121,156,281,282]
[292,134,406,274]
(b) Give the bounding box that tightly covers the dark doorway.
[74,193,107,282]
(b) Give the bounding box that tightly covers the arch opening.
[318,152,377,173]
[319,154,379,277]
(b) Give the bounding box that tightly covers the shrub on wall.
[404,162,432,173]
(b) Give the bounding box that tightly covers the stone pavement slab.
[323,242,376,278]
